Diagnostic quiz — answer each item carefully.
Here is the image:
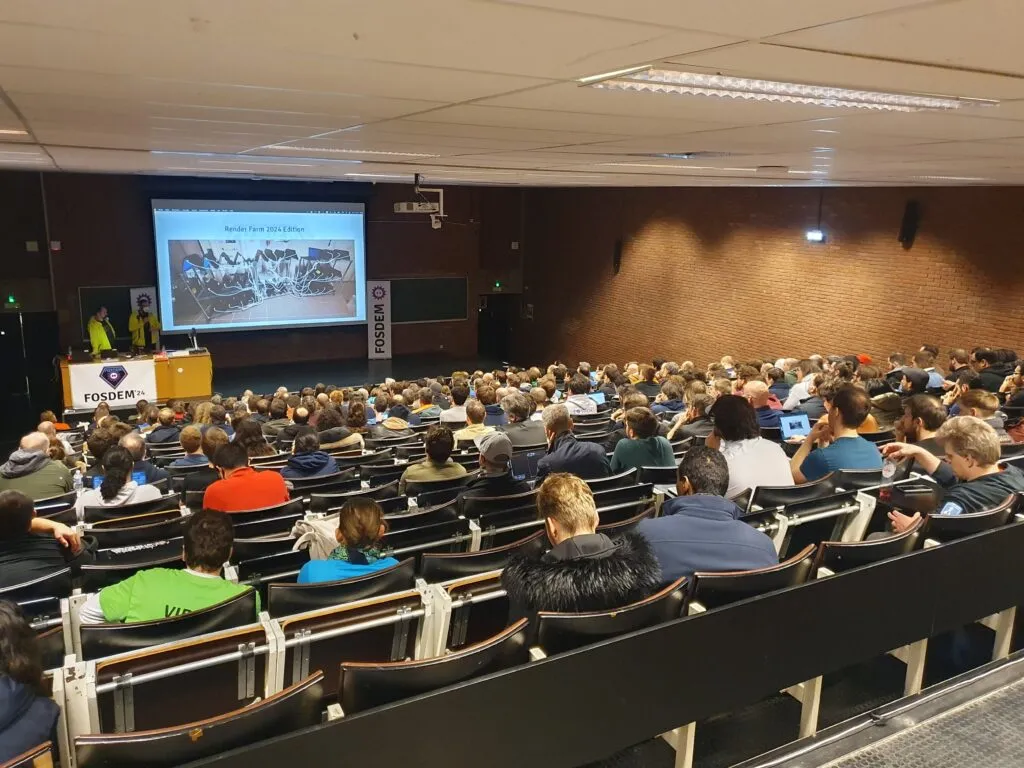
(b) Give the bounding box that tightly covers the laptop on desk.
[510,449,544,483]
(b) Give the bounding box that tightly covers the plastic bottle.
[73,469,84,496]
[879,458,897,501]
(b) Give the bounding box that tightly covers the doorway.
[477,293,519,364]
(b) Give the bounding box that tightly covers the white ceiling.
[1,0,1024,186]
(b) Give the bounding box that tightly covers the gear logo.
[135,292,153,307]
[100,365,128,390]
[371,285,387,300]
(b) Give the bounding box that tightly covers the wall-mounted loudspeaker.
[613,238,624,275]
[898,201,920,250]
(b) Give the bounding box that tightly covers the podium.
[60,351,213,411]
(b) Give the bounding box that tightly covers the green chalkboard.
[78,286,147,342]
[390,277,468,324]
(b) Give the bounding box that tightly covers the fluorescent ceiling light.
[343,173,410,179]
[270,146,439,158]
[600,162,756,172]
[576,64,651,85]
[151,150,361,165]
[915,175,987,182]
[580,68,997,113]
[788,170,828,175]
[0,129,28,135]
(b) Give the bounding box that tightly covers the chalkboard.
[78,286,147,342]
[390,277,468,324]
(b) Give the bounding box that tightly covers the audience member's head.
[212,442,249,476]
[542,403,572,442]
[465,399,485,426]
[958,389,1000,418]
[936,416,1001,479]
[676,445,730,498]
[501,393,533,424]
[179,424,202,454]
[829,385,872,430]
[293,431,320,456]
[450,382,470,407]
[949,348,969,370]
[424,425,455,464]
[568,374,591,395]
[0,599,46,695]
[899,395,947,442]
[184,509,234,573]
[687,393,715,421]
[86,428,116,460]
[900,367,930,395]
[529,387,548,411]
[292,406,310,426]
[0,490,34,542]
[476,385,497,406]
[157,408,175,427]
[742,380,771,408]
[708,395,759,443]
[36,421,56,440]
[346,401,368,431]
[912,350,936,371]
[624,407,658,440]
[477,431,514,474]
[335,498,388,553]
[536,473,598,546]
[660,381,682,402]
[98,446,135,501]
[118,431,146,463]
[201,427,230,464]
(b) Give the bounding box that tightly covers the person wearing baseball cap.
[899,367,931,397]
[128,294,161,354]
[463,432,531,497]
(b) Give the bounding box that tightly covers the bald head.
[36,422,56,438]
[119,431,146,461]
[20,432,49,453]
[743,380,771,408]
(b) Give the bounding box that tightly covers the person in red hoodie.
[202,442,289,513]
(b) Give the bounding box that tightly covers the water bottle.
[879,458,897,501]
[73,469,84,496]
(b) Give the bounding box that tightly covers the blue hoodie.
[636,495,778,583]
[0,676,58,763]
[280,451,339,479]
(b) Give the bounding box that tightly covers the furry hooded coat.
[502,532,661,618]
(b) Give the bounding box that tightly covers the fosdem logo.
[100,365,128,390]
[371,285,387,300]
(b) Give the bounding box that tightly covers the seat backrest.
[574,430,613,444]
[413,486,464,509]
[232,513,303,540]
[33,490,78,514]
[591,483,655,508]
[421,530,546,583]
[760,427,782,441]
[444,571,510,650]
[1000,441,1024,458]
[83,494,180,524]
[637,466,679,485]
[286,473,361,497]
[748,473,837,513]
[92,624,270,733]
[860,430,895,444]
[339,619,529,714]
[336,448,394,470]
[309,480,400,512]
[227,499,306,526]
[75,672,324,768]
[690,544,816,610]
[585,467,639,491]
[835,468,883,490]
[924,494,1018,542]
[815,517,924,573]
[236,549,310,583]
[0,569,72,603]
[278,589,424,698]
[364,436,420,451]
[230,535,297,562]
[80,588,259,661]
[404,471,479,499]
[81,555,185,592]
[1,742,52,768]
[537,577,688,655]
[285,468,354,488]
[267,558,416,617]
[461,488,538,519]
[596,504,656,534]
[385,499,459,532]
[381,518,472,558]
[88,511,188,549]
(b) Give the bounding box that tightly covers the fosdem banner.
[68,360,158,409]
[366,281,392,360]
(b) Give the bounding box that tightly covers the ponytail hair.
[99,446,134,501]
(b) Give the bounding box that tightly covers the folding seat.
[33,490,78,516]
[638,466,679,485]
[421,530,545,583]
[834,468,883,490]
[236,549,311,602]
[363,435,420,451]
[225,499,305,526]
[1000,441,1024,458]
[79,588,259,661]
[286,472,361,497]
[395,445,427,461]
[337,620,529,715]
[361,462,405,488]
[88,510,188,549]
[596,503,656,534]
[451,451,482,469]
[230,534,297,562]
[591,483,654,508]
[440,571,510,651]
[233,511,304,540]
[687,544,817,613]
[382,519,473,567]
[74,672,324,768]
[267,558,416,617]
[746,472,837,514]
[17,595,66,670]
[82,494,180,524]
[460,488,538,519]
[0,569,73,603]
[923,494,1018,546]
[860,429,896,444]
[278,589,428,700]
[535,576,688,655]
[760,426,782,441]
[308,480,401,513]
[475,506,544,550]
[814,516,924,577]
[0,742,53,768]
[81,554,185,593]
[385,498,459,532]
[403,471,479,500]
[574,430,614,444]
[585,468,639,491]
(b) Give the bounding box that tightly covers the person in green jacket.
[610,407,675,474]
[78,509,259,624]
[86,305,116,356]
[0,433,72,501]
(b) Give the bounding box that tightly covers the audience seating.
[860,430,896,444]
[421,531,545,583]
[461,488,538,518]
[385,499,459,532]
[361,463,406,487]
[442,571,509,650]
[81,555,185,592]
[923,494,1018,546]
[338,620,529,715]
[591,483,654,508]
[760,427,782,441]
[637,465,679,485]
[364,436,420,451]
[688,544,816,612]
[226,499,305,526]
[335,448,394,470]
[267,558,416,617]
[813,517,925,576]
[835,468,883,490]
[451,452,482,469]
[0,569,72,602]
[33,490,78,515]
[585,468,639,491]
[80,589,259,661]
[746,473,837,514]
[404,472,480,499]
[574,430,614,444]
[277,589,426,699]
[0,742,53,768]
[536,577,688,655]
[233,511,304,539]
[82,494,180,524]
[382,518,473,562]
[231,535,296,562]
[595,504,656,535]
[88,510,188,549]
[309,480,401,512]
[74,672,324,768]
[236,549,311,586]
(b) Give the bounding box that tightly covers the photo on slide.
[168,239,357,327]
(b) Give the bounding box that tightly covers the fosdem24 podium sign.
[68,360,158,409]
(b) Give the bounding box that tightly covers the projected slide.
[152,200,366,333]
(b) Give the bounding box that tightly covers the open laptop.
[588,391,606,406]
[510,449,544,482]
[779,412,812,440]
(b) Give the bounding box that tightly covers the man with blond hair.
[501,472,660,618]
[884,416,1024,532]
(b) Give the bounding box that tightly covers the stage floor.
[211,355,502,395]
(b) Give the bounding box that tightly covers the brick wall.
[511,186,1024,369]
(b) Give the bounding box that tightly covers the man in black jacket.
[536,404,610,481]
[974,349,1015,393]
[499,393,546,448]
[502,472,660,618]
[884,416,1024,532]
[145,409,181,445]
[275,406,314,449]
[463,432,531,498]
[0,490,92,588]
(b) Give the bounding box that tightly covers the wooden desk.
[60,352,213,410]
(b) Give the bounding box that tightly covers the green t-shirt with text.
[99,568,260,623]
